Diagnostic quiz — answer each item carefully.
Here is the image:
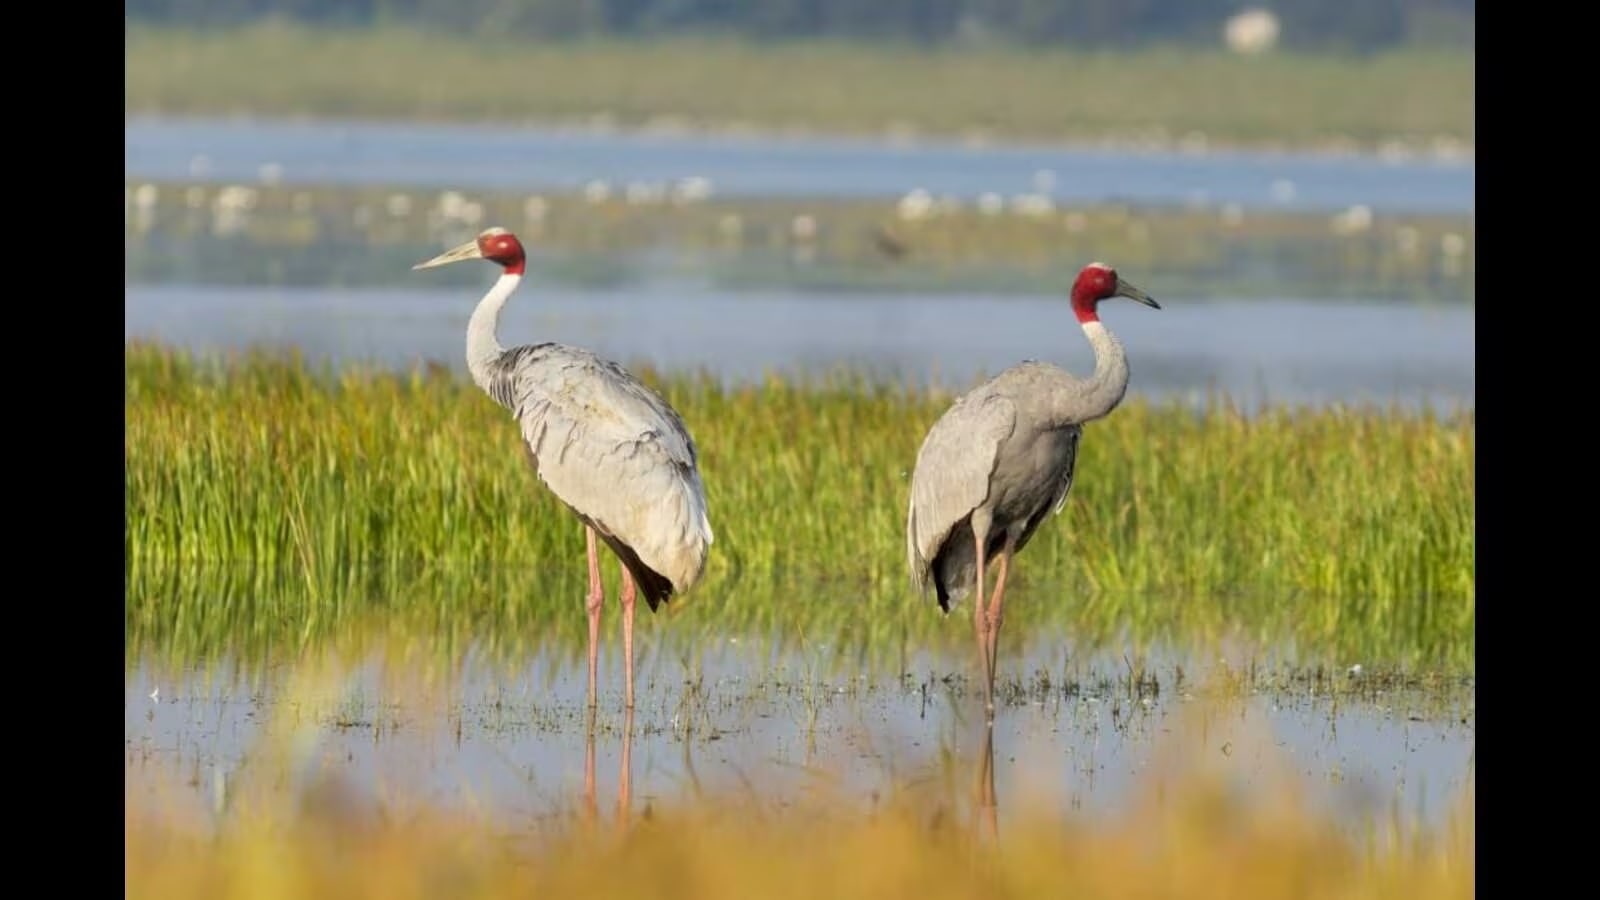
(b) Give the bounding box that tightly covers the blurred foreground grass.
[125,24,1474,153]
[126,659,1473,900]
[126,780,1473,900]
[125,342,1474,671]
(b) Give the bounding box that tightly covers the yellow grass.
[127,765,1472,900]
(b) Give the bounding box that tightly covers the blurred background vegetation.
[127,0,1474,51]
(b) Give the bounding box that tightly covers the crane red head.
[1070,262,1160,324]
[412,226,527,276]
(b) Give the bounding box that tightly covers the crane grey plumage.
[482,340,714,611]
[413,225,714,711]
[903,261,1159,714]
[906,363,1088,612]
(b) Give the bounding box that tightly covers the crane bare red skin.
[1070,264,1119,324]
[480,231,527,275]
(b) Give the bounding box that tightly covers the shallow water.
[124,281,1474,410]
[124,636,1474,838]
[125,116,1475,215]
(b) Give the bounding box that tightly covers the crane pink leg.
[620,566,638,710]
[585,525,605,709]
[973,529,993,713]
[975,720,998,842]
[984,534,1019,711]
[616,706,635,831]
[582,708,598,823]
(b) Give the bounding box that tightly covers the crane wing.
[905,390,1018,598]
[1003,424,1082,563]
[490,343,714,608]
[1049,427,1081,517]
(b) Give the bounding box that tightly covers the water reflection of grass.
[125,668,1474,900]
[125,24,1474,153]
[125,625,1474,900]
[126,180,1474,301]
[125,343,1474,671]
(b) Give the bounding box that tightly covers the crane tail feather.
[569,509,677,613]
[596,528,676,612]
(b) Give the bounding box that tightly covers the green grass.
[125,342,1474,672]
[126,181,1476,303]
[124,24,1474,153]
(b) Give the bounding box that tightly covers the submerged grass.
[125,342,1473,670]
[124,24,1474,153]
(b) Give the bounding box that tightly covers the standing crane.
[413,227,715,711]
[905,262,1159,717]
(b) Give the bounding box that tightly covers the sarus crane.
[905,262,1159,716]
[413,227,715,711]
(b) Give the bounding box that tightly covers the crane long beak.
[1114,277,1160,309]
[412,239,484,270]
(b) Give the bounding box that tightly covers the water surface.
[125,116,1474,215]
[125,638,1474,837]
[125,281,1475,410]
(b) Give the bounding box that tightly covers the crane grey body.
[478,339,713,609]
[906,362,1089,613]
[904,263,1159,715]
[414,226,713,711]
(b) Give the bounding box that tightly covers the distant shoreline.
[124,110,1475,170]
[124,177,1476,304]
[125,25,1474,162]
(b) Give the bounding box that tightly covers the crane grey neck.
[1051,320,1130,426]
[466,273,522,400]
